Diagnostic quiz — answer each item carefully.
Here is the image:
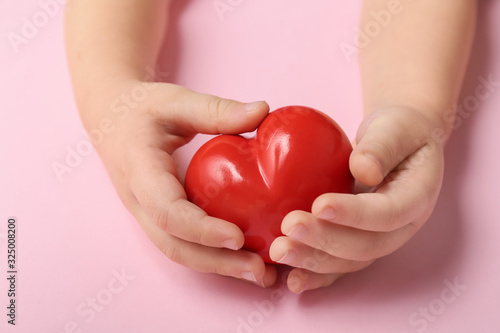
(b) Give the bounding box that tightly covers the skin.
[65,0,477,292]
[269,0,477,292]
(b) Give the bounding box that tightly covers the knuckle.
[196,216,213,246]
[370,140,397,167]
[361,231,402,261]
[213,262,230,277]
[384,195,406,231]
[151,198,181,234]
[341,259,361,273]
[157,198,190,234]
[208,97,225,121]
[151,206,170,232]
[165,198,208,245]
[358,236,382,261]
[317,234,335,253]
[349,202,366,229]
[162,242,183,265]
[319,235,347,259]
[357,247,377,262]
[388,210,404,232]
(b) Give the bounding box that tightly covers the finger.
[246,264,278,288]
[269,236,375,274]
[313,193,417,232]
[287,269,354,294]
[350,107,432,186]
[150,84,270,135]
[132,206,272,283]
[276,212,414,261]
[262,264,278,287]
[313,143,444,232]
[279,211,417,261]
[128,145,245,250]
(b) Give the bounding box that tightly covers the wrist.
[73,76,150,129]
[413,104,456,146]
[364,104,453,146]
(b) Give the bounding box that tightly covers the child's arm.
[65,0,275,286]
[270,0,477,293]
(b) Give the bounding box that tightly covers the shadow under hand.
[297,0,494,307]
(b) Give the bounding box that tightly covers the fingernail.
[241,271,257,282]
[298,283,309,294]
[245,101,263,112]
[277,250,296,265]
[316,208,336,221]
[287,224,307,240]
[221,239,239,250]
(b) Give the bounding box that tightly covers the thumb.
[152,84,270,135]
[350,108,429,187]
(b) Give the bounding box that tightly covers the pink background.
[1,0,500,332]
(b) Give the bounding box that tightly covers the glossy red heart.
[185,106,354,263]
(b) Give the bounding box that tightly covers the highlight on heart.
[184,105,354,263]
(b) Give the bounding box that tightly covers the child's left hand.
[270,106,446,293]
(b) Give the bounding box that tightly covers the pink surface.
[1,1,500,332]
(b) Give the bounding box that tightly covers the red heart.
[185,106,354,263]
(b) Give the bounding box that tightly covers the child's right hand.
[89,81,276,287]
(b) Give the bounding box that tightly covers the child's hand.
[94,81,277,286]
[65,0,277,287]
[269,107,445,293]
